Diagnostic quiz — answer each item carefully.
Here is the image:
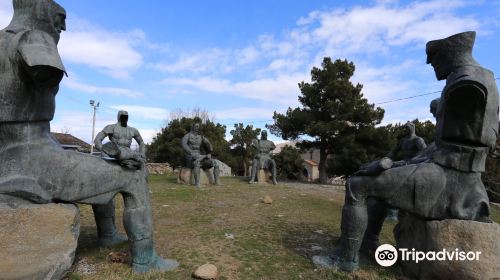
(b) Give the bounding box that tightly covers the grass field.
[67,175,500,280]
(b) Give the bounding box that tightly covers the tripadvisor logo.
[375,244,398,267]
[375,244,482,267]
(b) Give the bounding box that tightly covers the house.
[273,141,321,181]
[50,133,92,153]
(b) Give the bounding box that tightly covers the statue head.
[403,122,415,137]
[430,98,440,119]
[117,110,128,127]
[7,0,66,43]
[191,123,200,135]
[426,31,477,81]
[261,130,268,140]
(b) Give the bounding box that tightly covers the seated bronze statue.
[0,0,177,273]
[333,31,498,272]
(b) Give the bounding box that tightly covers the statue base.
[394,213,500,280]
[0,203,80,280]
[177,167,215,186]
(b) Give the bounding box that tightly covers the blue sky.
[1,0,499,144]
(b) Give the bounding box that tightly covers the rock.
[0,203,80,280]
[395,213,500,280]
[214,160,231,176]
[327,176,346,185]
[262,195,273,204]
[177,167,213,186]
[193,263,219,279]
[146,163,174,175]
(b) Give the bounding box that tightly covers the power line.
[375,77,500,105]
[374,90,441,105]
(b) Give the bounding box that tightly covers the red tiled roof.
[51,133,92,153]
[304,159,318,166]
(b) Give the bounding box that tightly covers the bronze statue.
[95,110,146,169]
[181,123,220,187]
[333,31,498,272]
[0,0,177,273]
[362,122,427,251]
[249,130,278,185]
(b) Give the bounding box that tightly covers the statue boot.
[130,238,179,273]
[124,206,178,273]
[92,201,127,247]
[332,202,367,272]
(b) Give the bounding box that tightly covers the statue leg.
[360,198,388,253]
[44,150,179,273]
[249,159,258,184]
[92,199,128,247]
[269,159,278,185]
[333,176,369,272]
[334,164,421,272]
[212,160,221,185]
[192,158,201,187]
[121,183,178,273]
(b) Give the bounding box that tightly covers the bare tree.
[168,107,215,123]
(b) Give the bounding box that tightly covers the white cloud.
[58,18,144,79]
[136,129,159,144]
[108,105,169,121]
[62,77,143,98]
[51,110,116,144]
[149,48,233,74]
[0,2,12,28]
[160,73,305,106]
[214,107,278,120]
[301,0,479,55]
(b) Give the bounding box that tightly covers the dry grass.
[67,175,500,280]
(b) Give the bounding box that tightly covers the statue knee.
[346,176,368,201]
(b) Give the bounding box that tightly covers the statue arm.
[181,134,193,155]
[18,30,66,88]
[94,125,113,151]
[415,137,427,152]
[202,137,214,155]
[133,128,146,157]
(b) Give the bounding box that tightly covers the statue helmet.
[117,110,128,122]
[6,0,65,38]
[426,31,477,79]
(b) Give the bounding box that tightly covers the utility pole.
[90,100,100,154]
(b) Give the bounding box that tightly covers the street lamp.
[90,100,100,154]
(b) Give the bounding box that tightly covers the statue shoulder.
[101,124,116,134]
[18,29,65,73]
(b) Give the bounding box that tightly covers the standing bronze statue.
[333,31,498,272]
[249,130,278,185]
[182,123,221,187]
[0,0,177,273]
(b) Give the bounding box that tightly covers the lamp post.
[90,100,100,154]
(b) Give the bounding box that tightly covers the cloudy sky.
[1,0,499,144]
